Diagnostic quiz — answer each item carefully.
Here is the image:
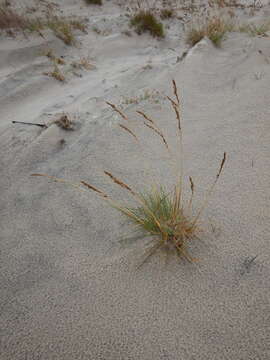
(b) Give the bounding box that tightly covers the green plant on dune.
[130,10,164,38]
[32,81,226,266]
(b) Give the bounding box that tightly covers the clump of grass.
[238,22,270,37]
[160,8,174,20]
[0,5,26,30]
[47,16,88,45]
[84,0,102,5]
[0,5,42,32]
[186,16,233,47]
[0,5,86,45]
[130,10,164,38]
[54,114,73,130]
[71,57,95,71]
[47,18,75,45]
[70,19,88,33]
[43,49,65,65]
[120,89,162,106]
[44,63,65,82]
[32,81,226,265]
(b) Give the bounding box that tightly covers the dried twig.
[12,121,47,128]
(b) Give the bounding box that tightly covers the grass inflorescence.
[32,81,226,266]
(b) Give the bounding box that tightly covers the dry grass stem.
[143,121,169,150]
[104,171,136,196]
[119,124,138,141]
[192,152,227,226]
[136,110,155,125]
[81,181,108,198]
[106,102,129,122]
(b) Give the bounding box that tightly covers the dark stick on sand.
[12,121,47,128]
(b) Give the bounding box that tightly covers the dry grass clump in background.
[47,17,75,45]
[84,0,102,5]
[71,57,95,70]
[238,22,270,37]
[70,19,88,33]
[54,114,73,130]
[0,4,86,45]
[47,16,88,45]
[209,0,262,9]
[120,89,162,105]
[130,10,164,38]
[43,49,66,65]
[44,64,65,82]
[186,16,233,47]
[32,81,226,265]
[160,8,174,20]
[0,4,42,32]
[0,5,26,29]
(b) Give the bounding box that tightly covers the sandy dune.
[1,1,270,359]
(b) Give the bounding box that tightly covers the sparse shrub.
[84,0,102,5]
[186,16,233,47]
[32,81,226,266]
[130,11,164,38]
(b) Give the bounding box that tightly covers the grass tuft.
[44,63,65,82]
[186,16,233,47]
[0,5,87,45]
[160,8,174,20]
[32,81,227,266]
[47,17,75,45]
[54,114,73,130]
[130,10,164,38]
[0,5,42,32]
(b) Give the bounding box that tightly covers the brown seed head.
[106,102,129,122]
[119,124,138,141]
[104,171,136,195]
[81,181,108,198]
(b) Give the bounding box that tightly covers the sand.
[1,1,270,359]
